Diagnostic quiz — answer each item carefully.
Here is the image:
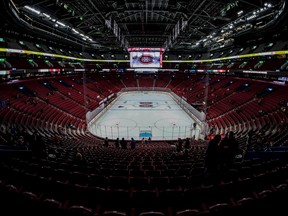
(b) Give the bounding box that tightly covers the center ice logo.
[139,102,153,107]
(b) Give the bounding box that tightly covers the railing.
[88,123,201,141]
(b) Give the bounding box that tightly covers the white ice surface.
[89,91,200,140]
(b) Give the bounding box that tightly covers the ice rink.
[88,91,200,140]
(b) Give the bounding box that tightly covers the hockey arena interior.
[0,0,288,216]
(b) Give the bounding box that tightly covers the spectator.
[184,137,191,149]
[114,137,120,148]
[254,133,264,151]
[130,138,136,149]
[75,152,87,166]
[176,138,183,152]
[120,137,127,149]
[193,122,197,129]
[218,131,239,169]
[205,134,221,177]
[103,137,109,147]
[182,148,189,159]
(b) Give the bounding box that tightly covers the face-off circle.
[154,118,192,130]
[97,118,138,128]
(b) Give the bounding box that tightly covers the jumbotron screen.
[128,47,165,68]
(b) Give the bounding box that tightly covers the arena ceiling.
[2,0,288,52]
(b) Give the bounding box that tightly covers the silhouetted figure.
[205,134,221,176]
[183,148,189,159]
[75,152,87,166]
[130,138,136,149]
[247,131,253,146]
[218,131,239,170]
[120,137,127,149]
[193,122,197,129]
[103,137,109,147]
[114,138,120,148]
[218,132,230,168]
[254,133,264,151]
[184,137,191,149]
[176,138,183,152]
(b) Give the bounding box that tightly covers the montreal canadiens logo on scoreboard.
[139,55,154,64]
[128,47,165,68]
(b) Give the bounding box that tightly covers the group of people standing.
[103,137,137,149]
[171,137,192,159]
[205,131,240,177]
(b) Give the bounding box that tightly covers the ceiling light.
[24,5,40,14]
